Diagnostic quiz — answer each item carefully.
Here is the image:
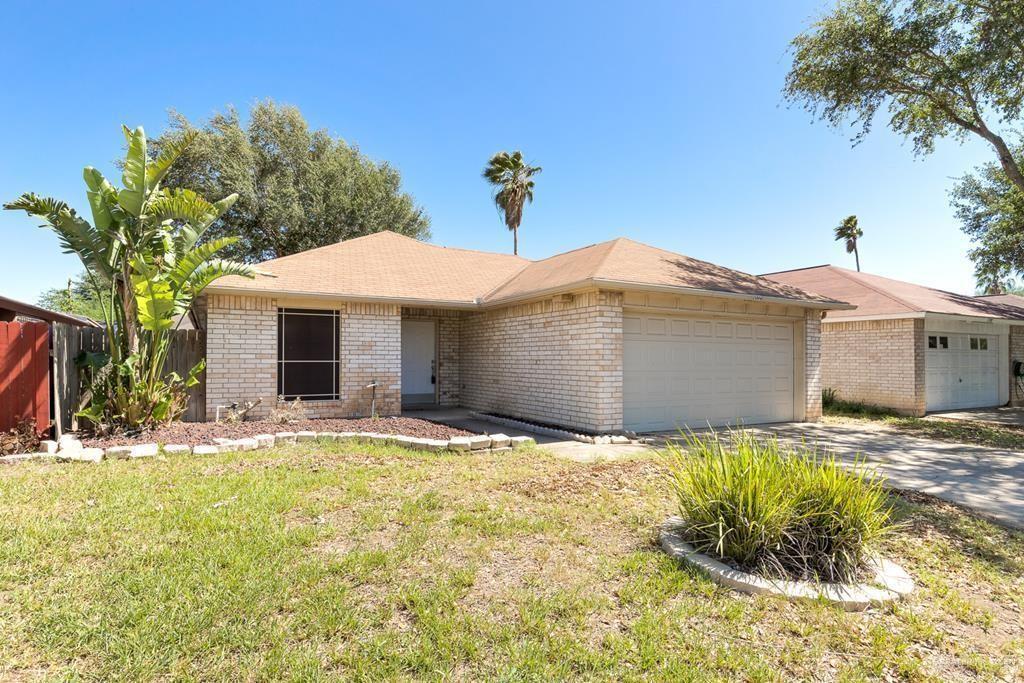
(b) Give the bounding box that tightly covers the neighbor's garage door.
[623,313,795,432]
[925,332,999,411]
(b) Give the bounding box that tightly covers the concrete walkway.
[751,422,1023,530]
[408,408,651,461]
[412,408,1024,530]
[926,406,1024,427]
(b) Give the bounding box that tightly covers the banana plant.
[5,125,258,432]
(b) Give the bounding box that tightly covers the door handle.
[431,359,436,385]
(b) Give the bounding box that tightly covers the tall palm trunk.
[854,245,860,271]
[513,227,518,256]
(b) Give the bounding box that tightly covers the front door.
[401,320,436,406]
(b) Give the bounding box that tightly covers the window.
[928,335,937,349]
[277,308,339,400]
[969,336,989,351]
[970,336,978,350]
[939,336,948,349]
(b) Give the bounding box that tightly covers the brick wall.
[460,290,624,432]
[205,296,400,420]
[1010,325,1024,407]
[820,317,924,415]
[804,310,822,421]
[206,294,277,420]
[402,308,461,406]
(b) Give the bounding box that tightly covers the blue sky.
[0,0,997,303]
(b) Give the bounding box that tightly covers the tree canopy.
[152,101,430,263]
[482,151,541,256]
[785,0,1024,285]
[37,273,106,321]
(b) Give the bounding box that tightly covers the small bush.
[821,387,839,409]
[268,396,306,424]
[665,430,895,582]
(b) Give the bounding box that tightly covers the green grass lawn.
[1,443,1022,681]
[824,400,1024,450]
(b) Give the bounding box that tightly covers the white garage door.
[925,332,999,411]
[623,313,795,432]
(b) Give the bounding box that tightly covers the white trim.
[825,311,1021,325]
[823,312,926,323]
[209,278,852,312]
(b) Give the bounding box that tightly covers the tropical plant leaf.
[183,259,259,295]
[3,193,113,280]
[148,188,218,227]
[118,125,147,216]
[146,129,198,192]
[168,236,239,289]
[83,167,116,231]
[130,258,176,332]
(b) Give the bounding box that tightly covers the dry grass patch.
[0,441,1021,680]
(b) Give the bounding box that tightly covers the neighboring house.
[763,265,1024,415]
[0,294,101,328]
[201,231,848,433]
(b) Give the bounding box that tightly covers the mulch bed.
[80,417,474,448]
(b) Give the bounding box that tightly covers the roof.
[210,231,849,309]
[0,294,101,327]
[480,237,845,306]
[976,293,1024,310]
[213,231,529,305]
[762,265,1024,321]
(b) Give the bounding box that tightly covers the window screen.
[277,308,339,400]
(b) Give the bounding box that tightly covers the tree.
[152,101,430,262]
[834,215,863,271]
[37,273,107,321]
[785,0,1024,282]
[5,125,257,432]
[482,151,542,255]
[952,145,1024,285]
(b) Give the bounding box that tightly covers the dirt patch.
[501,460,665,499]
[81,416,473,447]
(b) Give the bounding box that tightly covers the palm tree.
[834,215,863,271]
[482,151,541,255]
[5,125,258,431]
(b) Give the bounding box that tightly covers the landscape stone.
[275,432,297,443]
[130,443,159,459]
[39,440,58,454]
[296,431,316,442]
[162,444,192,455]
[467,435,492,450]
[488,433,511,448]
[193,445,219,455]
[316,432,338,442]
[235,438,259,451]
[447,436,472,452]
[254,434,276,449]
[510,436,536,448]
[104,445,132,460]
[61,447,103,463]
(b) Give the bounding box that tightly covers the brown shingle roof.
[482,237,844,306]
[976,293,1024,310]
[212,231,529,305]
[762,265,1024,320]
[210,231,848,309]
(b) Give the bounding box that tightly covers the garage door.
[623,313,795,432]
[925,332,999,411]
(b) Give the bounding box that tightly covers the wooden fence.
[51,324,206,433]
[0,321,50,435]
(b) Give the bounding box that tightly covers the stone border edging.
[467,411,638,445]
[659,516,914,612]
[0,430,536,465]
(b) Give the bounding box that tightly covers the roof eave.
[204,284,481,309]
[481,278,855,310]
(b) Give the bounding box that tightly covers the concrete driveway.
[752,421,1024,531]
[415,408,1024,530]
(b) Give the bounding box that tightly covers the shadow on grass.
[889,488,1024,575]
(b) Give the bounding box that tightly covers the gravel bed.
[81,417,474,447]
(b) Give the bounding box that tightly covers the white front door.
[623,313,795,432]
[925,332,999,411]
[401,320,436,405]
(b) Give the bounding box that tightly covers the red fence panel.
[0,321,50,436]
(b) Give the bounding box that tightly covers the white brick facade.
[804,310,823,421]
[459,290,624,432]
[820,318,925,415]
[205,288,824,431]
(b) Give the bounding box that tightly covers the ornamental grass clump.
[665,430,895,583]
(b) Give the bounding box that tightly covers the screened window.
[927,335,948,349]
[969,336,989,351]
[277,308,339,400]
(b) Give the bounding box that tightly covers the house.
[763,265,1024,415]
[0,294,101,327]
[200,231,849,433]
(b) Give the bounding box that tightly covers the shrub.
[268,396,306,424]
[664,430,895,582]
[821,387,839,409]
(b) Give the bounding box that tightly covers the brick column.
[804,310,822,421]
